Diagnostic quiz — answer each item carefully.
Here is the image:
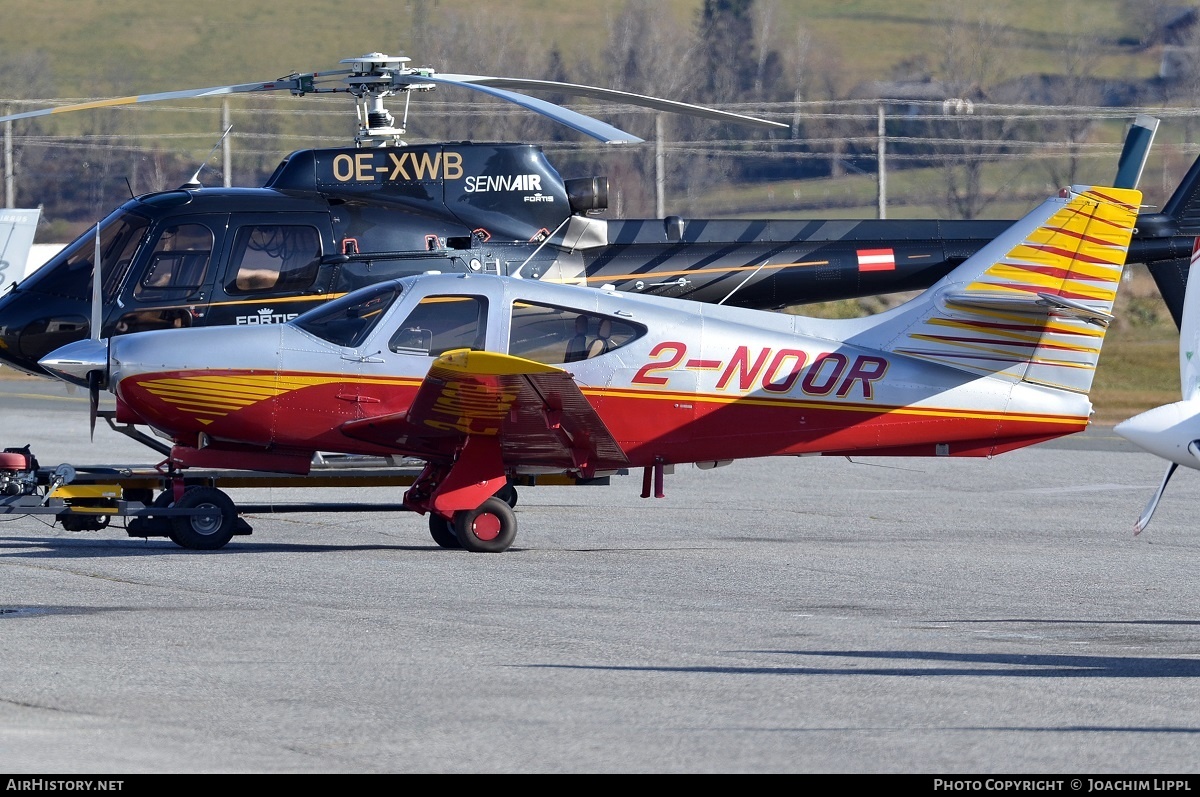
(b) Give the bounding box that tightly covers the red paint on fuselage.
[118,370,1086,472]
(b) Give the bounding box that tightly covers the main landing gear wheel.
[168,486,238,550]
[453,497,517,553]
[428,513,462,549]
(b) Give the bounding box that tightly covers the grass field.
[0,1,1159,97]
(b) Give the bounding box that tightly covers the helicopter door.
[205,213,334,327]
[112,216,225,335]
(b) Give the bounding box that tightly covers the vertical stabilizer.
[1113,114,1159,190]
[866,185,1140,394]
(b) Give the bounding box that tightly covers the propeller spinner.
[0,52,787,147]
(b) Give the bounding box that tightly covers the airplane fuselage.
[96,274,1091,475]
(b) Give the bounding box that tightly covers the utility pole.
[655,114,665,218]
[4,111,13,209]
[877,104,887,220]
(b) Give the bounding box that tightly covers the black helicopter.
[0,54,1196,380]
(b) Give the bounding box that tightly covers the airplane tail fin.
[861,184,1141,395]
[0,208,40,288]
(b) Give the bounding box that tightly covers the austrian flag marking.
[857,248,896,272]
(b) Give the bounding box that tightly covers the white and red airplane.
[1113,238,1200,533]
[39,176,1143,552]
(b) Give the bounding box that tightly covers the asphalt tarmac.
[1,375,1198,774]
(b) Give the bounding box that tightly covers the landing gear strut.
[405,436,518,552]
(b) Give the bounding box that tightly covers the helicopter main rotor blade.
[0,71,352,124]
[0,52,783,142]
[435,74,788,130]
[405,74,645,144]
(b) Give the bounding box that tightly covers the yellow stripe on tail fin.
[888,185,1141,393]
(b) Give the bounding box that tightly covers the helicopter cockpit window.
[20,213,150,303]
[508,301,644,365]
[389,296,487,357]
[294,284,401,348]
[226,225,322,294]
[134,223,213,300]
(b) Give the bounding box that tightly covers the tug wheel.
[453,497,517,553]
[428,513,462,549]
[60,512,110,532]
[168,487,237,550]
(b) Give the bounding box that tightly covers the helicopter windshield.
[19,211,150,303]
[293,283,402,347]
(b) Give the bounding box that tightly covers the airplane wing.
[339,349,629,476]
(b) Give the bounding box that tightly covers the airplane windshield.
[18,211,151,302]
[293,283,402,347]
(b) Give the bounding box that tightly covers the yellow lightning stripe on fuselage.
[139,373,421,423]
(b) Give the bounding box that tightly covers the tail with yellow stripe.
[856,185,1141,394]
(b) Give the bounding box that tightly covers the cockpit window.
[134,223,213,300]
[19,211,151,302]
[389,295,487,357]
[509,301,644,364]
[294,284,401,347]
[226,225,322,294]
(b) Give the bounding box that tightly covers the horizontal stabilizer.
[941,290,1049,315]
[941,290,1113,326]
[1034,292,1114,326]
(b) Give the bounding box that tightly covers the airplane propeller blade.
[90,224,101,341]
[87,369,101,442]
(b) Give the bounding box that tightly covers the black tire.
[428,513,461,549]
[453,497,517,553]
[60,512,110,532]
[124,488,155,505]
[168,486,237,550]
[494,481,518,508]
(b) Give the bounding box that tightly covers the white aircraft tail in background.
[1115,236,1200,533]
[0,208,40,287]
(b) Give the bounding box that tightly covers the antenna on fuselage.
[717,256,770,305]
[180,125,233,189]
